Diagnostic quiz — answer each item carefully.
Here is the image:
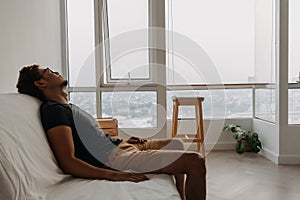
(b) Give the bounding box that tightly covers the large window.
[65,0,276,132]
[165,0,263,121]
[99,0,163,130]
[166,0,255,85]
[66,0,164,131]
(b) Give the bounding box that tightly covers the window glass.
[101,91,157,128]
[167,89,252,119]
[289,0,300,83]
[166,0,255,84]
[106,0,149,80]
[67,0,96,87]
[69,92,97,117]
[255,88,275,123]
[289,89,300,124]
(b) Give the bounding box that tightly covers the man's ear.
[34,80,46,89]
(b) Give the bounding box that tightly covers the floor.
[206,151,300,200]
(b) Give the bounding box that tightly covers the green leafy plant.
[223,124,262,154]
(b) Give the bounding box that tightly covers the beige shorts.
[106,139,185,173]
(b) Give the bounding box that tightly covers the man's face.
[36,67,67,89]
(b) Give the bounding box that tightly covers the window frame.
[62,0,167,136]
[95,0,167,136]
[102,0,154,85]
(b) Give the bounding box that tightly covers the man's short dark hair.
[16,64,46,102]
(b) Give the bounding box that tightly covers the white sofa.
[0,94,181,200]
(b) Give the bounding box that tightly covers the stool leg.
[195,103,205,158]
[195,105,201,152]
[172,100,179,138]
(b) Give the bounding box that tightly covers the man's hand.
[110,171,149,183]
[127,136,147,144]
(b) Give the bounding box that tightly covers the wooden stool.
[171,97,205,157]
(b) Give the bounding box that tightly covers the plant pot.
[236,139,251,154]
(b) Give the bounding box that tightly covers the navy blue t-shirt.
[40,101,122,168]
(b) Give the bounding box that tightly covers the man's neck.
[45,88,69,104]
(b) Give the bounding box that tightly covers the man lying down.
[16,64,206,200]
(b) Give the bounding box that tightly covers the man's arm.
[46,125,148,182]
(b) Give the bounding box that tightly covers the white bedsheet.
[0,94,181,200]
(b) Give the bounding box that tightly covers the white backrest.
[0,94,68,199]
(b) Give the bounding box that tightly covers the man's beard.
[60,80,68,88]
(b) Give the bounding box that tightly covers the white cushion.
[0,94,68,199]
[0,93,181,200]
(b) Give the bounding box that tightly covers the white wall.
[252,119,279,163]
[279,125,300,164]
[0,0,62,93]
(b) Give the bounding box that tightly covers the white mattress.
[0,94,181,200]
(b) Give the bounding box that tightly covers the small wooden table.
[96,118,118,137]
[171,97,205,157]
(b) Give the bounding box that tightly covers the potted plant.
[223,124,262,154]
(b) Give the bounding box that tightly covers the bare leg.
[174,174,185,200]
[150,152,206,200]
[108,139,206,200]
[163,139,186,200]
[142,139,186,199]
[141,139,205,200]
